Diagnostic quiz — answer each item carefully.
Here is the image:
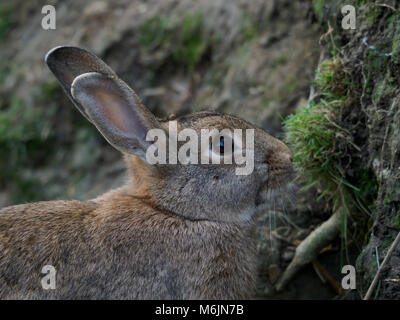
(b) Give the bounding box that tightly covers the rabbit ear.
[46,46,160,157]
[71,72,160,157]
[45,46,118,123]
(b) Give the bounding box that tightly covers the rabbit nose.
[282,150,293,164]
[264,141,293,169]
[276,140,292,163]
[276,150,292,168]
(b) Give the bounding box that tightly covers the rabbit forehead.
[175,111,255,130]
[169,111,278,155]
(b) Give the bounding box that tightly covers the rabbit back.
[0,193,256,299]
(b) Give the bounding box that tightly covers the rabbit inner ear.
[46,46,118,123]
[71,72,159,157]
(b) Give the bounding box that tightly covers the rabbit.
[0,46,293,300]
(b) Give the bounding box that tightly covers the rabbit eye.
[219,136,225,154]
[210,135,234,157]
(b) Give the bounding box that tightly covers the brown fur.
[0,47,293,299]
[0,184,256,299]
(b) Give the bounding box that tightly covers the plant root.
[275,209,342,291]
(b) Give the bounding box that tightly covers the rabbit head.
[46,46,293,223]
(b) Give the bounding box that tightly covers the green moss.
[139,10,261,71]
[0,4,14,42]
[138,16,169,50]
[309,0,399,299]
[374,79,388,105]
[0,95,54,201]
[0,79,97,203]
[240,13,258,41]
[382,233,396,251]
[383,194,391,207]
[357,3,382,27]
[312,0,326,20]
[349,168,378,246]
[352,169,378,205]
[0,97,49,142]
[283,59,363,191]
[394,212,400,229]
[365,49,390,85]
[172,12,209,70]
[284,103,339,178]
[314,59,352,99]
[391,19,400,65]
[354,0,369,6]
[363,10,398,73]
[365,11,378,25]
[138,12,219,70]
[284,58,378,253]
[284,60,350,185]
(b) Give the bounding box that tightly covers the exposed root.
[275,209,342,291]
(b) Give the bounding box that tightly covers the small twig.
[379,99,397,177]
[319,21,340,55]
[312,259,344,296]
[319,22,333,45]
[363,231,400,300]
[312,260,326,283]
[375,3,397,11]
[384,279,400,283]
[271,228,293,245]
